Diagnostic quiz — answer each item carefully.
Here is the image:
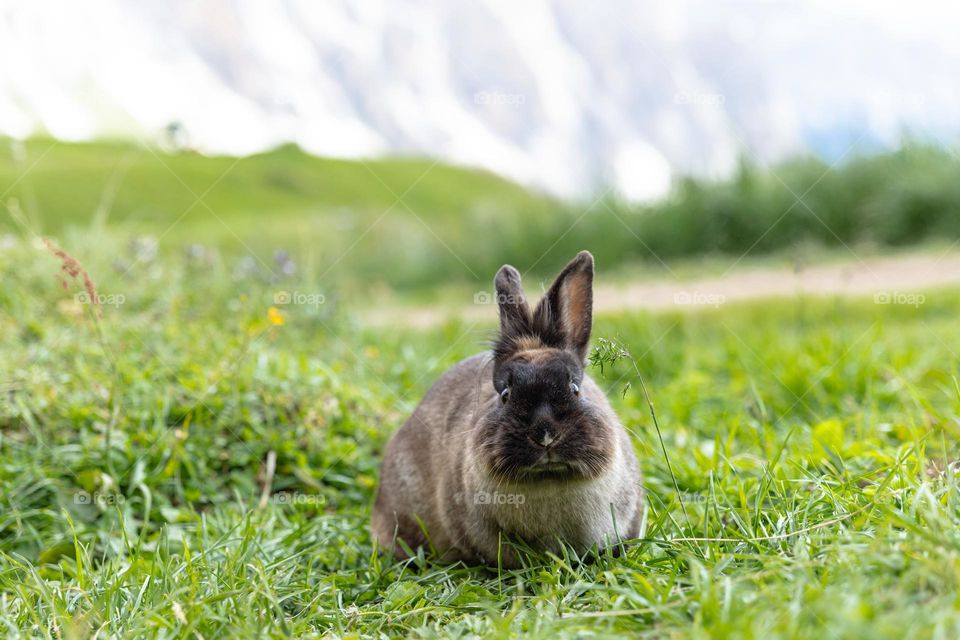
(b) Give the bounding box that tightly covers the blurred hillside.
[2,139,960,289]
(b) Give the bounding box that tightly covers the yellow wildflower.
[267,306,285,326]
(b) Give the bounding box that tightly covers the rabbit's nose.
[532,423,558,449]
[527,429,555,450]
[530,406,557,448]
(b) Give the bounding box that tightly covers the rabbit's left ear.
[494,263,531,343]
[533,251,594,362]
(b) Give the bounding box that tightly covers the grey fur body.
[371,252,644,567]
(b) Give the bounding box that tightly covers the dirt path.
[367,250,960,328]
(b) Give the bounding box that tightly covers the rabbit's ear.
[494,264,531,342]
[532,251,594,361]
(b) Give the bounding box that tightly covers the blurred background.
[2,0,960,305]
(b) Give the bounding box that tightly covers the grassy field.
[4,138,960,291]
[2,229,960,638]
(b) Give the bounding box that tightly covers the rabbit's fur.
[371,251,643,567]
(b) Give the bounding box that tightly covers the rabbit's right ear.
[531,251,594,362]
[494,264,530,343]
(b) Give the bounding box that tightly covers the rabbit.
[371,251,643,568]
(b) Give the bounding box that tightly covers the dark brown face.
[481,251,609,483]
[477,347,615,483]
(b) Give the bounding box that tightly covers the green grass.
[0,138,567,289]
[3,232,960,638]
[4,138,960,291]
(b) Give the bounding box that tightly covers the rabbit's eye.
[500,387,511,404]
[570,382,580,396]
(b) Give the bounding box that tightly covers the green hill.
[3,138,960,289]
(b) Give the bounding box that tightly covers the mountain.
[1,0,958,201]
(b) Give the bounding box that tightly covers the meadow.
[2,232,960,638]
[2,139,960,638]
[4,139,960,290]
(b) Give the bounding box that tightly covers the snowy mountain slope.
[1,0,958,200]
